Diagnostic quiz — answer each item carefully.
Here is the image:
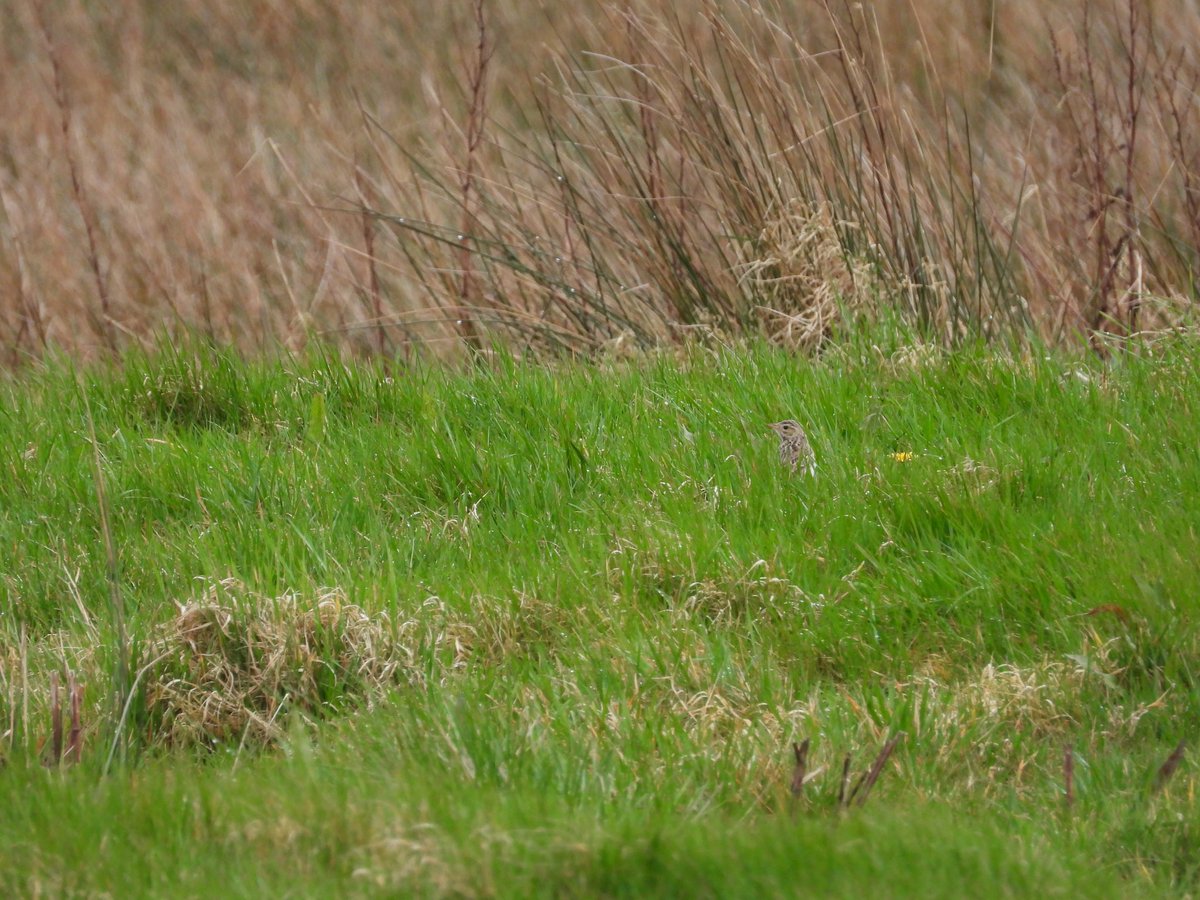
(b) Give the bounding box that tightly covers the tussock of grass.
[733,200,878,351]
[142,579,415,748]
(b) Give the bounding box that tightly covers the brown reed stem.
[67,672,83,764]
[47,671,62,766]
[35,1,117,354]
[356,168,388,359]
[852,733,904,807]
[790,739,811,799]
[1154,740,1187,792]
[1064,743,1075,808]
[838,752,853,808]
[454,0,493,355]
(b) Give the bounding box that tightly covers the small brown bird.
[769,419,816,475]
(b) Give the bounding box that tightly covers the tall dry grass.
[1,0,568,360]
[1,0,1198,362]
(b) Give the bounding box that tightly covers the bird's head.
[769,420,803,438]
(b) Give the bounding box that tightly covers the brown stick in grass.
[838,753,853,808]
[47,671,62,767]
[790,739,811,799]
[849,733,904,807]
[1154,740,1187,792]
[1064,743,1075,808]
[67,672,83,764]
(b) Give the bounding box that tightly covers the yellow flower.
[890,452,914,462]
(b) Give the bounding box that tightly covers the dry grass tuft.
[348,823,470,896]
[947,457,1003,495]
[919,661,1083,741]
[142,579,418,748]
[734,201,879,352]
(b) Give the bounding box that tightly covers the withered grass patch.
[142,579,419,748]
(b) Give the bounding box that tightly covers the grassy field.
[1,333,1199,895]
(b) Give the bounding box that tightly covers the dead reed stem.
[34,1,116,354]
[849,733,904,807]
[67,672,83,764]
[454,0,494,354]
[1064,743,1075,808]
[47,670,61,766]
[790,739,811,800]
[838,752,852,807]
[1154,740,1187,792]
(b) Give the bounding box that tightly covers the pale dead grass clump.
[946,457,1003,495]
[734,201,880,351]
[668,572,813,628]
[449,592,583,665]
[614,547,819,627]
[879,342,947,375]
[143,579,419,748]
[348,822,471,896]
[555,649,1156,804]
[409,591,588,676]
[915,660,1085,743]
[907,649,1167,786]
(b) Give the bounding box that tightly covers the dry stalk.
[1051,0,1150,351]
[847,733,905,808]
[1064,743,1075,808]
[34,1,116,353]
[454,0,493,354]
[1090,0,1146,349]
[67,672,83,764]
[838,752,852,807]
[46,671,61,766]
[355,166,389,359]
[1154,740,1187,792]
[790,738,811,800]
[40,669,83,768]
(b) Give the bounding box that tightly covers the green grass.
[2,334,1199,896]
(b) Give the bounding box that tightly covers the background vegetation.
[2,0,1197,362]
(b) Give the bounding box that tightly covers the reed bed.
[1,0,1197,362]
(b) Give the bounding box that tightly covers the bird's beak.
[767,422,781,433]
